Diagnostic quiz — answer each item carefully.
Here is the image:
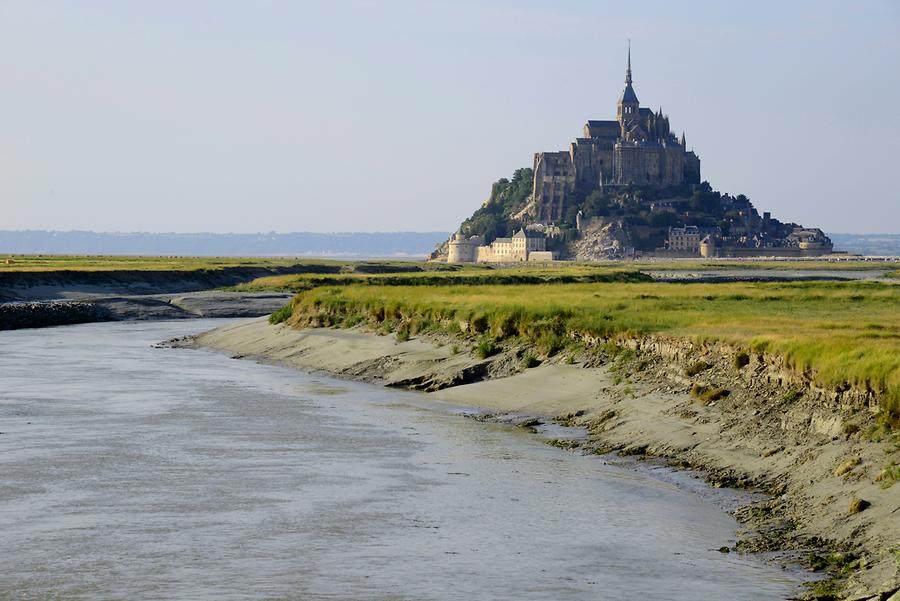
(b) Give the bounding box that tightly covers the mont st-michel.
[3,5,900,601]
[439,48,833,264]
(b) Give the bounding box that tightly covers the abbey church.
[530,46,701,222]
[442,45,833,263]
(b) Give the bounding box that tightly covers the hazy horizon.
[3,228,900,236]
[4,230,900,260]
[2,1,898,234]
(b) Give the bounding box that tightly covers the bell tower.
[617,41,640,125]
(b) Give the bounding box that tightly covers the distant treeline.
[0,230,451,258]
[830,233,900,256]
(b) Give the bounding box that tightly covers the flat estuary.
[1,320,800,600]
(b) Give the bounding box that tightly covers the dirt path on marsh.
[173,318,900,601]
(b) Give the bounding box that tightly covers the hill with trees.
[452,167,813,259]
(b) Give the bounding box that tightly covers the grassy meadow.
[3,253,897,414]
[280,277,900,416]
[3,254,894,276]
[233,259,898,292]
[0,255,332,272]
[233,265,650,292]
[620,259,898,272]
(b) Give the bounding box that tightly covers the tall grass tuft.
[686,361,712,377]
[269,303,293,325]
[475,336,498,359]
[522,352,540,369]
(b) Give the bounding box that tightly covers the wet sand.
[0,319,799,600]
[178,318,900,600]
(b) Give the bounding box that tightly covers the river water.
[0,320,800,600]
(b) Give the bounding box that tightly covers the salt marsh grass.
[284,278,900,416]
[0,255,324,272]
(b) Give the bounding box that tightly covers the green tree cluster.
[460,168,533,242]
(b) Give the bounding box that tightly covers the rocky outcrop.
[571,218,634,260]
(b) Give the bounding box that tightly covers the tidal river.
[0,320,800,600]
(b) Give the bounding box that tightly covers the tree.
[583,191,611,218]
[717,220,731,237]
[460,168,533,240]
[690,181,723,215]
[649,211,679,227]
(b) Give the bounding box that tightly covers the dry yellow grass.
[834,458,861,477]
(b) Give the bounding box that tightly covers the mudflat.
[176,317,900,600]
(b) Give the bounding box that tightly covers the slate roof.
[619,83,639,104]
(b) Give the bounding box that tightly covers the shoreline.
[170,317,900,601]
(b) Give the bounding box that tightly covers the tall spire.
[618,39,639,112]
[625,39,632,84]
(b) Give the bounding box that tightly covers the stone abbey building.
[442,45,833,264]
[531,46,701,222]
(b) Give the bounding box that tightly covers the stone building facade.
[476,229,548,263]
[447,231,484,263]
[667,226,704,253]
[531,46,701,222]
[449,228,550,263]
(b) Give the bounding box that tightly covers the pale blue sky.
[1,0,898,233]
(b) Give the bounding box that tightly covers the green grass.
[232,265,651,292]
[890,547,900,569]
[230,259,900,293]
[876,462,899,489]
[783,388,804,403]
[691,384,730,404]
[522,351,540,368]
[862,419,896,442]
[0,254,334,272]
[268,303,294,325]
[279,278,900,417]
[629,259,897,272]
[474,336,498,359]
[806,552,861,599]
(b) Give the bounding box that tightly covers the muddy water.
[0,320,800,600]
